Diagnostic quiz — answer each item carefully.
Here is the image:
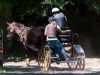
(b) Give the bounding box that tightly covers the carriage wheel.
[38,48,45,70]
[43,51,51,71]
[67,62,78,69]
[38,48,51,71]
[78,59,85,70]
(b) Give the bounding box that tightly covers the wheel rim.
[38,48,45,70]
[79,59,85,69]
[44,51,51,71]
[67,62,78,69]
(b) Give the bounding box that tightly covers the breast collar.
[19,26,31,43]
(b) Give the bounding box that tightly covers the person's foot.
[56,58,60,64]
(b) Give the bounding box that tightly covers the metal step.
[51,57,59,59]
[59,35,70,38]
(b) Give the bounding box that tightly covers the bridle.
[7,26,15,35]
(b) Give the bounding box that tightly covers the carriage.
[6,22,85,71]
[38,27,85,71]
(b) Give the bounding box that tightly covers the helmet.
[52,7,60,13]
[48,17,56,22]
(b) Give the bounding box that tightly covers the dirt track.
[0,58,100,75]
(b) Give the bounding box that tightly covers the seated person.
[52,7,68,28]
[44,16,70,61]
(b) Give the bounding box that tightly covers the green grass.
[0,67,15,72]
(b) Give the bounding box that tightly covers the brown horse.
[6,21,45,67]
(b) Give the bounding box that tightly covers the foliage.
[80,0,100,14]
[0,0,100,21]
[0,67,15,72]
[0,0,13,17]
[41,0,73,16]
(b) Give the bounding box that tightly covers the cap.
[48,17,56,22]
[52,7,60,13]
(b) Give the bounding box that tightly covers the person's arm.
[57,25,70,34]
[44,26,47,36]
[60,30,70,34]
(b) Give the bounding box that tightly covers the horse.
[6,21,45,67]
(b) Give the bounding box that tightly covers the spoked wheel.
[43,51,51,71]
[78,59,85,70]
[38,47,51,71]
[67,61,78,69]
[38,48,45,70]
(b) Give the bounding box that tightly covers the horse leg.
[21,43,30,67]
[24,46,30,67]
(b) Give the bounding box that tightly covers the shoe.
[65,58,69,61]
[56,58,60,64]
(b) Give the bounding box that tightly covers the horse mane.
[13,22,25,28]
[11,22,26,30]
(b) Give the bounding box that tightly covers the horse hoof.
[26,64,30,68]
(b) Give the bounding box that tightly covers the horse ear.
[6,22,10,25]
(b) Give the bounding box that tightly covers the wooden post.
[0,29,3,67]
[0,50,3,67]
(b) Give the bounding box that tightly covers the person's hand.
[66,30,70,32]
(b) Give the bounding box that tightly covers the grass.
[0,67,15,72]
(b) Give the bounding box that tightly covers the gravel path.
[1,58,100,75]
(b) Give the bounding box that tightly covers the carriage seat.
[57,27,72,45]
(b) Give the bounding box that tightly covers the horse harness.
[18,26,31,44]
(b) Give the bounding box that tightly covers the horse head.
[6,21,25,40]
[6,22,16,40]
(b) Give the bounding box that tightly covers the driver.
[51,7,68,28]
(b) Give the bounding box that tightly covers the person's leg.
[56,40,67,59]
[47,41,59,58]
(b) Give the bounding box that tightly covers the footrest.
[51,57,59,59]
[68,58,79,62]
[73,56,85,59]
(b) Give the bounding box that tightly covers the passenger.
[51,7,68,28]
[44,16,70,62]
